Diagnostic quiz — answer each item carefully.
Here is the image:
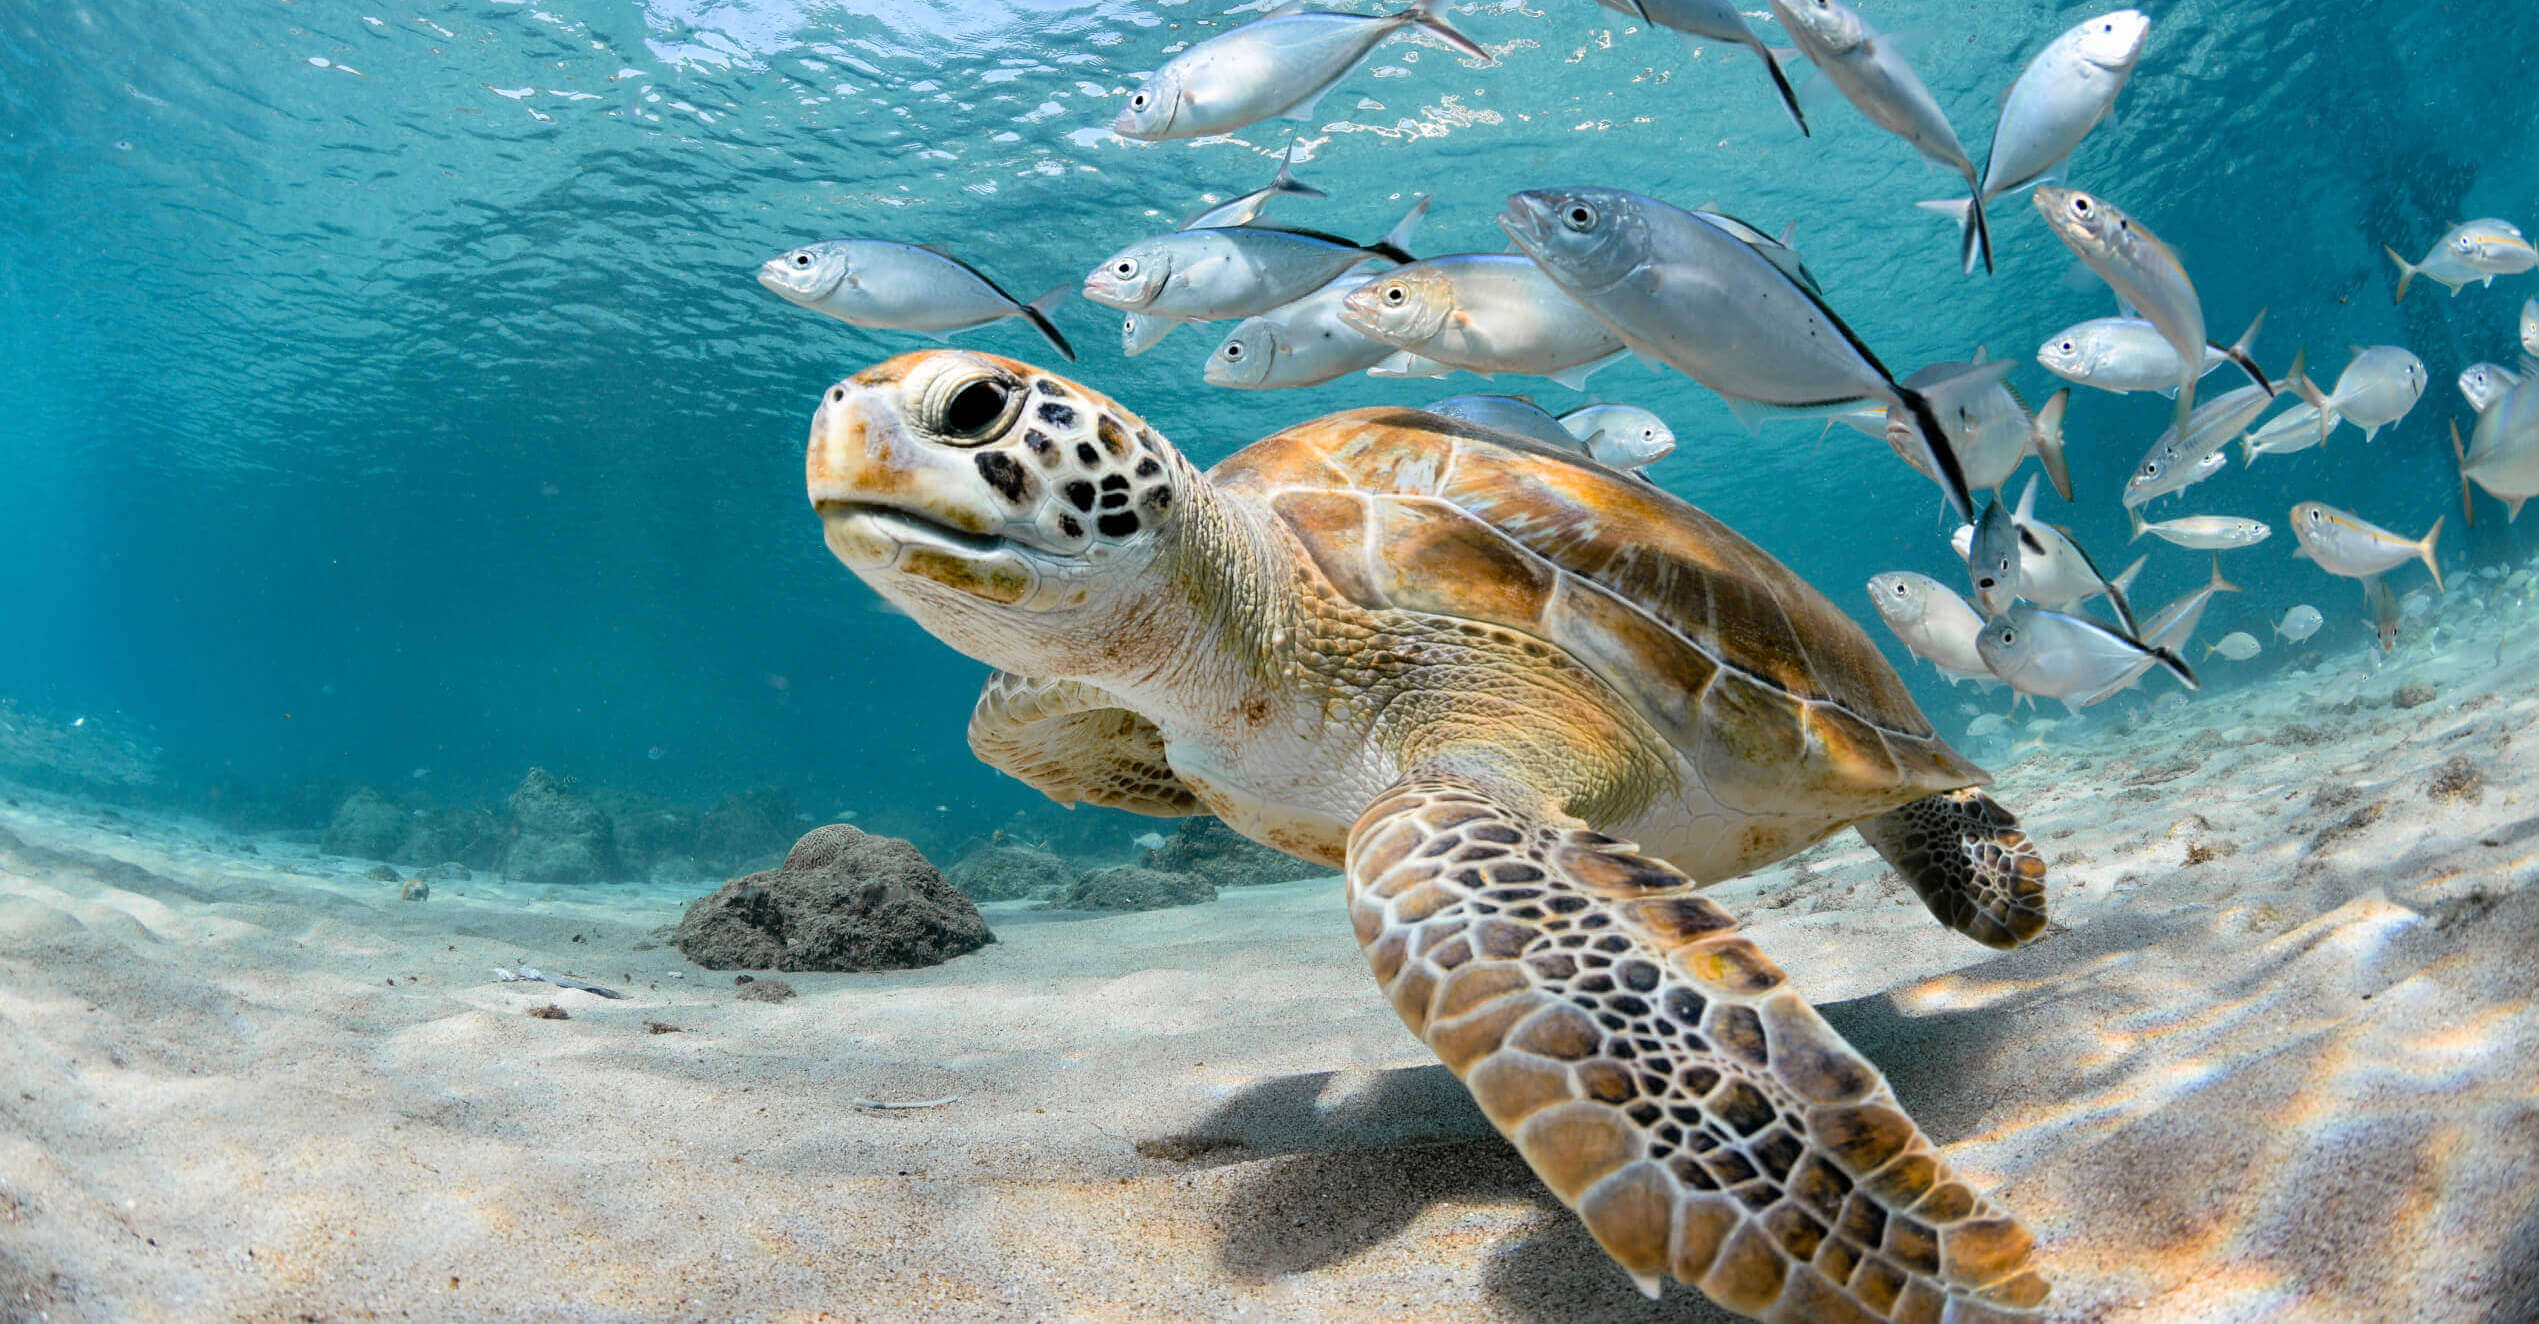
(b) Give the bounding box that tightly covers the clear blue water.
[4,0,2534,861]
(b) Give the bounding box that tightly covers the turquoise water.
[4,0,2534,860]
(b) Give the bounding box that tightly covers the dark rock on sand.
[674,824,991,972]
[946,841,1080,901]
[497,768,622,883]
[1140,816,1326,888]
[362,863,401,883]
[321,788,412,860]
[1052,866,1216,912]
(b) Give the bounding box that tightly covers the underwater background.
[5,0,2535,861]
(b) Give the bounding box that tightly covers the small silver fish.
[1967,489,2025,616]
[2291,344,2425,444]
[2452,381,2539,524]
[2129,513,2270,550]
[1179,141,1328,230]
[1422,394,1587,451]
[2362,574,2401,651]
[2035,186,2267,434]
[2076,557,2237,705]
[1338,254,1626,389]
[2523,296,2538,361]
[1883,350,2072,499]
[1866,571,1994,684]
[1597,0,1807,133]
[2123,348,2301,509]
[2384,219,2536,303]
[2274,604,2323,643]
[1919,10,2150,275]
[2458,362,2523,415]
[1772,0,1988,271]
[1948,482,2135,627]
[2035,314,2259,396]
[2289,501,2444,589]
[2239,400,2326,466]
[2205,631,2261,661]
[1204,268,1406,389]
[1122,310,1179,358]
[758,239,1073,360]
[1558,404,1676,471]
[1978,604,2195,712]
[1112,0,1487,141]
[1083,198,1425,322]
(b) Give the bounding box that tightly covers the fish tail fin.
[1022,284,1075,362]
[2127,507,2146,542]
[1894,382,1978,526]
[2385,245,2417,303]
[2417,514,2445,592]
[2031,388,2072,501]
[2209,555,2241,597]
[2109,553,2148,599]
[1965,189,1994,276]
[1403,0,1490,62]
[1755,40,1808,135]
[2276,343,2331,441]
[1367,193,1429,265]
[2452,419,2477,530]
[2224,307,2271,393]
[1271,139,1327,200]
[2150,644,2199,691]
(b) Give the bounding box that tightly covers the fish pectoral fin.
[1281,81,1340,123]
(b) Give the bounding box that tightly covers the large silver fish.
[2384,219,2536,302]
[1082,198,1425,322]
[2035,186,2267,435]
[1338,254,1626,389]
[1203,268,1409,389]
[2121,349,2302,509]
[1558,404,1676,470]
[1866,572,1994,684]
[1112,0,1487,141]
[2290,501,2444,590]
[1920,10,2150,275]
[2291,344,2425,444]
[2035,312,2264,397]
[1500,185,1983,520]
[1771,0,1987,272]
[1179,141,1328,230]
[1595,0,1808,134]
[2452,380,2539,524]
[1978,604,2195,712]
[757,239,1073,361]
[1879,351,2071,499]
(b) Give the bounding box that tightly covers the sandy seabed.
[5,570,2539,1322]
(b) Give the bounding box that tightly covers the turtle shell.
[1211,407,1983,818]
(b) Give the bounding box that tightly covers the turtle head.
[808,351,1191,675]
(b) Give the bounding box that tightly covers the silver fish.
[1424,394,1593,452]
[1204,269,1407,389]
[1883,351,2071,499]
[1978,604,2195,711]
[2291,344,2425,444]
[1688,206,1822,295]
[2128,513,2270,550]
[1771,0,1987,272]
[2384,219,2536,302]
[1558,404,1676,471]
[2205,631,2260,661]
[2523,296,2538,361]
[2290,501,2444,590]
[1866,572,1994,683]
[2035,313,2263,397]
[2452,381,2539,524]
[1180,141,1328,230]
[1338,254,1626,389]
[2035,186,2268,434]
[2073,556,2237,705]
[1967,485,2027,616]
[2122,350,2303,509]
[1500,185,1982,520]
[1082,198,1425,322]
[2239,400,2326,466]
[2274,604,2322,643]
[2458,361,2523,415]
[2362,574,2401,651]
[1112,0,1487,141]
[1920,10,2150,275]
[1122,310,1179,357]
[1597,0,1807,134]
[757,239,1073,361]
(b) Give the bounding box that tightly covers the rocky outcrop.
[946,842,1080,902]
[321,788,411,860]
[1051,866,1215,912]
[674,825,992,972]
[1140,817,1326,888]
[497,768,622,883]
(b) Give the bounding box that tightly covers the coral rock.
[674,824,992,972]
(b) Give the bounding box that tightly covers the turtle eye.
[935,376,1013,443]
[1563,203,1598,232]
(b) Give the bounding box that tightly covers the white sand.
[5,570,2539,1321]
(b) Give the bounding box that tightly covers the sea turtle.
[805,350,2053,1320]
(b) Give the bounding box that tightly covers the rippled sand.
[4,578,2537,1321]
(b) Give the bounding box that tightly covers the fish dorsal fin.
[1971,345,1990,366]
[1265,0,1307,16]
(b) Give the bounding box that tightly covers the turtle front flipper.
[1346,768,2047,1321]
[967,671,1201,816]
[1857,790,2049,951]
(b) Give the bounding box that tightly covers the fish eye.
[1382,284,1406,304]
[936,375,1012,442]
[1222,343,1244,361]
[2141,461,2160,476]
[1892,582,1908,596]
[2000,629,2018,645]
[1130,92,1148,109]
[1113,259,1137,277]
[791,252,811,267]
[2058,339,2074,353]
[2070,196,2092,217]
[1563,203,1599,232]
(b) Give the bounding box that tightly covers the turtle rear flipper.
[1858,789,2049,951]
[1346,766,2049,1319]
